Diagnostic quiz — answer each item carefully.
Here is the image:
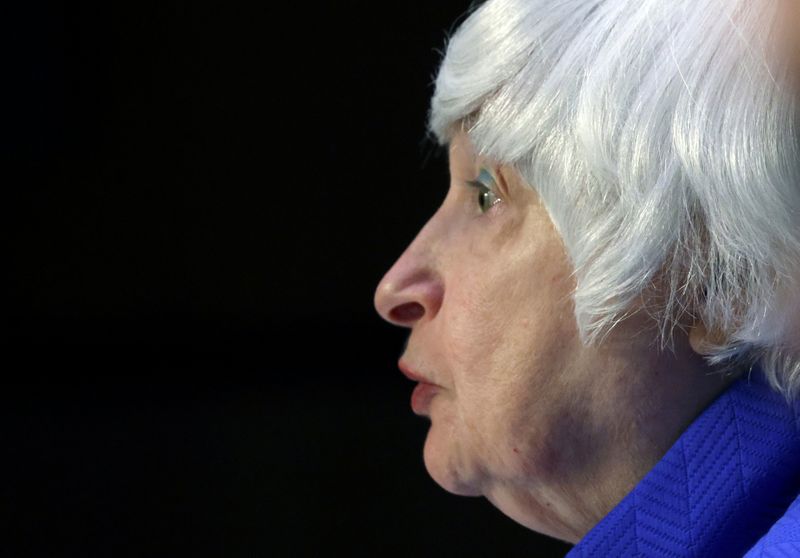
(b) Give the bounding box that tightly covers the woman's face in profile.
[373,129,723,541]
[373,130,609,538]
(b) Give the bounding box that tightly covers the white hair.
[428,0,800,401]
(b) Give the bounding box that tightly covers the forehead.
[448,130,480,171]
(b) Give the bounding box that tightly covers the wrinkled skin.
[374,130,737,542]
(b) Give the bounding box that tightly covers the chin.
[421,418,482,497]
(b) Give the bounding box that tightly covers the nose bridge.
[398,207,443,267]
[373,206,447,327]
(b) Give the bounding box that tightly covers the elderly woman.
[373,0,800,555]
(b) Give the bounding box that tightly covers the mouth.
[410,382,438,415]
[398,358,440,415]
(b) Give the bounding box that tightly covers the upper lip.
[398,358,436,385]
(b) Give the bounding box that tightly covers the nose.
[373,238,444,328]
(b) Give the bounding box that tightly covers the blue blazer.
[567,364,800,557]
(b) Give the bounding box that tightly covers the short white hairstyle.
[428,0,800,400]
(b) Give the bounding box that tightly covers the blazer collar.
[567,365,800,557]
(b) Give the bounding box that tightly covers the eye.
[466,168,503,214]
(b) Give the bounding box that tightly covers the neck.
[567,341,741,542]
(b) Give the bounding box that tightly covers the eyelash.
[467,169,503,215]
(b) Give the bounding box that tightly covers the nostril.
[389,302,425,323]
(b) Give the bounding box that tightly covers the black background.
[5,1,572,556]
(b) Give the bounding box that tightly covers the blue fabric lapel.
[567,365,800,557]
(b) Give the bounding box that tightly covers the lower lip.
[411,382,439,414]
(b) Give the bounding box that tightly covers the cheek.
[433,192,591,476]
[444,229,576,397]
[439,256,581,481]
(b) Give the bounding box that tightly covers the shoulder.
[743,491,800,557]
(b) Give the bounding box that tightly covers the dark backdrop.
[5,2,572,556]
